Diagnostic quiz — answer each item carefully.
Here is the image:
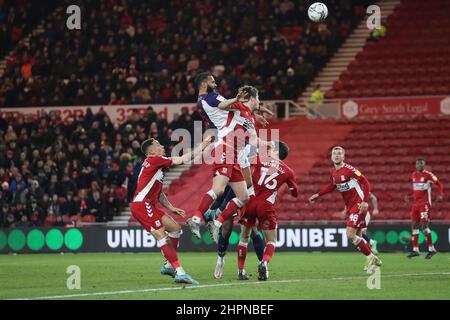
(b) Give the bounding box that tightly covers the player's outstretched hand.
[308,194,319,203]
[236,90,246,102]
[372,208,379,215]
[436,195,444,202]
[172,208,186,217]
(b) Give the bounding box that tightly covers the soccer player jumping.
[130,136,212,285]
[308,146,382,273]
[404,158,444,259]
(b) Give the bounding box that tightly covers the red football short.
[213,163,244,182]
[239,197,277,230]
[346,203,370,229]
[210,142,244,182]
[411,203,431,223]
[130,200,165,232]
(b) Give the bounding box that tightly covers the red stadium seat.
[81,215,96,223]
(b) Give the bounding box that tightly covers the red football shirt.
[132,155,173,203]
[318,163,370,208]
[410,171,443,206]
[252,155,299,204]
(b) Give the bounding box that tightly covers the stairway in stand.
[291,0,401,117]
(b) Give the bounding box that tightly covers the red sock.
[194,191,216,219]
[217,198,242,223]
[160,242,180,269]
[263,242,276,263]
[425,232,433,248]
[237,242,248,270]
[169,237,179,251]
[412,231,419,250]
[354,237,372,256]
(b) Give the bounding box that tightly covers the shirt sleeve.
[286,169,299,198]
[429,172,444,196]
[349,167,370,202]
[318,174,336,196]
[204,92,225,108]
[151,156,173,168]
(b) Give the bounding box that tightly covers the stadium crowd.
[0,107,198,228]
[0,0,369,108]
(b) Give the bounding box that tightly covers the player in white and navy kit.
[187,72,251,239]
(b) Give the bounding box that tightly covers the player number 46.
[349,214,359,223]
[257,167,279,190]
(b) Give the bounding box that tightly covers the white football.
[308,2,328,22]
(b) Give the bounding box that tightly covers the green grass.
[0,252,449,300]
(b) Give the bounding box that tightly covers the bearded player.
[187,72,250,238]
[235,141,299,281]
[189,74,271,241]
[308,146,382,273]
[130,136,212,285]
[405,158,444,259]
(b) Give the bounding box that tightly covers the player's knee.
[346,230,357,242]
[211,187,224,198]
[238,193,249,204]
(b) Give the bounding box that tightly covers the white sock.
[191,216,201,224]
[214,220,223,228]
[369,239,375,246]
[247,185,255,197]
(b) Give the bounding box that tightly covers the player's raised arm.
[171,135,213,165]
[217,90,246,110]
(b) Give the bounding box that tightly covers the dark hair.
[416,158,426,163]
[195,72,211,89]
[238,85,258,100]
[141,138,155,155]
[275,140,289,160]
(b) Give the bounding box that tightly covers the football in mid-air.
[308,2,328,22]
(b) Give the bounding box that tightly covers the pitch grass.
[0,252,449,300]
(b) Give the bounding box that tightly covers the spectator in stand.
[88,190,107,222]
[27,199,45,226]
[0,0,368,108]
[309,84,325,104]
